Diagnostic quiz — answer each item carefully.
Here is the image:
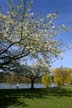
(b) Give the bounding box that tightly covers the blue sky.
[0,0,72,68]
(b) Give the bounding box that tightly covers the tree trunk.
[31,78,34,89]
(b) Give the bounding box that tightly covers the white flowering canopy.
[0,0,68,71]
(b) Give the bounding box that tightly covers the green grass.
[0,87,72,108]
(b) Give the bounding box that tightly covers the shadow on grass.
[0,95,28,108]
[0,87,72,108]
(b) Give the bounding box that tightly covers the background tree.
[19,59,50,89]
[42,74,50,88]
[53,67,72,86]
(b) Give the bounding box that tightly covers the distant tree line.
[0,66,72,88]
[0,72,41,84]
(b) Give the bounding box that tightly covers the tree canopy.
[53,67,72,86]
[0,0,68,72]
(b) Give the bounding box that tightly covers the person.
[16,83,19,89]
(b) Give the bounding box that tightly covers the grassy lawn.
[0,87,72,108]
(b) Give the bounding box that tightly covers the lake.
[0,83,57,89]
[0,83,45,89]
